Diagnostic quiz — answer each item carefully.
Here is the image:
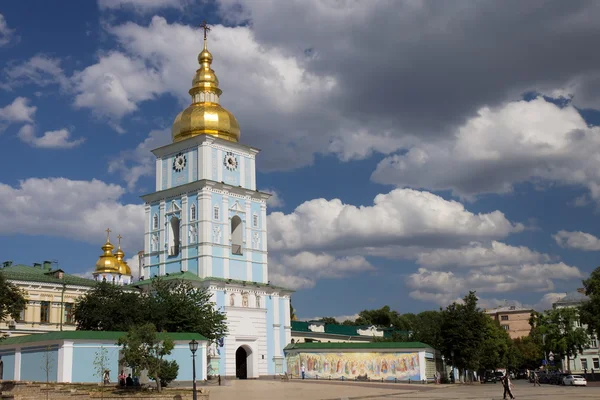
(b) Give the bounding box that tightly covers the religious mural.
[286,352,420,381]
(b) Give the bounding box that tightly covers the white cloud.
[17,125,85,149]
[0,97,36,125]
[108,128,170,191]
[0,178,144,249]
[98,0,187,12]
[269,252,373,290]
[267,188,522,253]
[71,52,164,127]
[3,55,69,90]
[554,230,600,251]
[262,188,284,209]
[0,14,15,47]
[416,241,552,268]
[372,98,600,203]
[407,262,582,306]
[534,292,566,311]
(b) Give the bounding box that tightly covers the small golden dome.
[114,235,132,276]
[95,239,119,274]
[172,32,240,143]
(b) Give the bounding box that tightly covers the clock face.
[172,153,186,172]
[223,152,238,171]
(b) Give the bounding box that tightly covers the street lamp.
[189,339,198,400]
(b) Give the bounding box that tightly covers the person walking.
[301,364,305,380]
[533,371,540,387]
[502,374,515,399]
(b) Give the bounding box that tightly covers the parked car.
[563,375,587,386]
[516,370,528,380]
[482,371,497,383]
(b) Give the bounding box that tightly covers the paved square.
[205,379,600,400]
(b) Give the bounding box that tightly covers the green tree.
[513,336,543,370]
[147,278,227,341]
[117,323,176,392]
[73,281,146,331]
[409,311,444,349]
[440,292,487,378]
[580,266,600,336]
[317,317,339,325]
[0,272,27,328]
[290,302,297,321]
[530,307,589,371]
[93,346,110,399]
[478,316,514,371]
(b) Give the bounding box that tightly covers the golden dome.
[114,235,132,276]
[95,234,119,274]
[172,31,240,143]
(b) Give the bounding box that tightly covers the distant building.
[484,305,534,339]
[0,261,96,337]
[291,320,407,344]
[552,289,599,372]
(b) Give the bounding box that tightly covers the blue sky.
[2,0,600,320]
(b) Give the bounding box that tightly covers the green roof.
[131,271,293,292]
[284,342,433,351]
[1,264,96,287]
[291,321,409,338]
[0,330,207,346]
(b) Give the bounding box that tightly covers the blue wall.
[0,350,15,380]
[72,344,120,383]
[21,345,59,382]
[163,346,204,381]
[279,298,287,373]
[229,259,246,281]
[251,262,263,282]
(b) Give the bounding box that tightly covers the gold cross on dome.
[200,20,211,40]
[117,234,123,246]
[105,228,111,241]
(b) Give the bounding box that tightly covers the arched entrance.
[235,346,249,379]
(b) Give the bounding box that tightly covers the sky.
[2,0,600,321]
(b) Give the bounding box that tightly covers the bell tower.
[140,22,292,378]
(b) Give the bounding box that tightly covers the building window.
[168,216,180,256]
[64,303,74,324]
[594,358,600,369]
[190,204,196,221]
[253,214,258,227]
[591,338,598,348]
[582,359,588,370]
[501,315,509,321]
[502,325,509,331]
[231,215,243,255]
[153,213,159,230]
[40,301,50,323]
[213,206,219,220]
[17,307,26,322]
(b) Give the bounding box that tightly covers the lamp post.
[189,339,198,400]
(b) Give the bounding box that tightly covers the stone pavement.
[204,379,600,400]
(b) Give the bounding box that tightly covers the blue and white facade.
[140,135,292,378]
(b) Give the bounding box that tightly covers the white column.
[261,202,268,283]
[200,344,208,380]
[250,155,256,190]
[167,156,172,189]
[159,201,166,274]
[239,155,246,188]
[156,158,162,191]
[182,195,189,272]
[14,347,21,380]
[273,295,281,356]
[222,194,230,279]
[419,352,426,381]
[217,149,223,182]
[245,200,252,280]
[144,204,150,256]
[61,341,74,382]
[188,151,194,182]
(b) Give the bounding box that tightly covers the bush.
[156,360,179,387]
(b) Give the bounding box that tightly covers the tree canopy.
[74,278,227,340]
[0,272,27,328]
[580,265,600,336]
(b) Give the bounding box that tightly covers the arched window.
[168,216,180,256]
[153,213,158,230]
[190,204,196,221]
[231,215,243,255]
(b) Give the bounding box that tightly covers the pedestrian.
[118,370,126,387]
[533,371,540,387]
[0,355,3,381]
[502,374,515,399]
[301,364,305,380]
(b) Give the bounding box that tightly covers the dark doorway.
[236,347,247,379]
